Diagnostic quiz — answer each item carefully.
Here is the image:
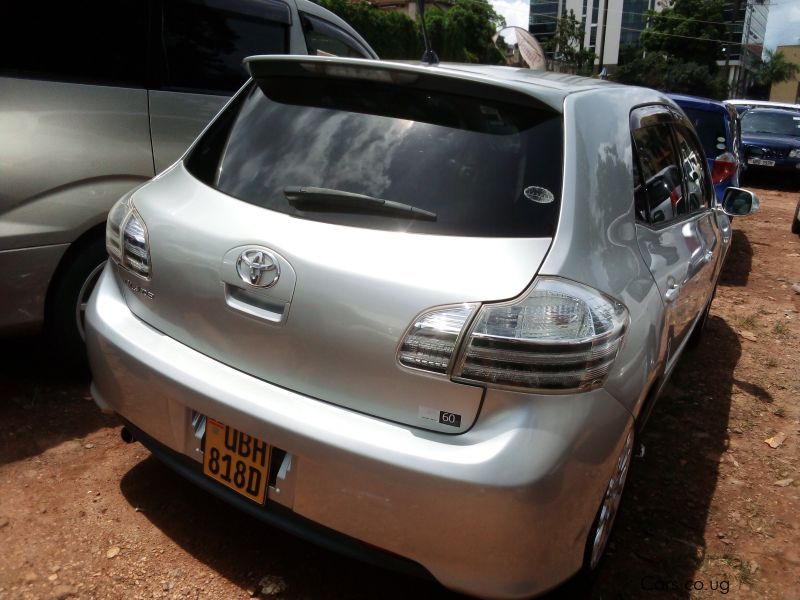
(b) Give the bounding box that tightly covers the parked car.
[0,0,376,357]
[86,56,758,599]
[669,94,743,203]
[740,107,800,177]
[726,98,800,115]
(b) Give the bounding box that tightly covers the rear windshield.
[682,107,728,158]
[186,76,563,237]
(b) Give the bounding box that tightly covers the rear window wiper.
[284,186,437,221]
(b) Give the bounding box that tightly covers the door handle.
[665,283,680,303]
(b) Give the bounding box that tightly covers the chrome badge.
[236,248,280,288]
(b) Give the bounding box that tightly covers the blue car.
[740,108,800,178]
[669,94,743,203]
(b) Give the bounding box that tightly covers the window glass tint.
[0,2,146,86]
[632,124,684,225]
[674,126,711,211]
[187,78,563,237]
[682,107,728,158]
[162,0,289,93]
[300,14,371,58]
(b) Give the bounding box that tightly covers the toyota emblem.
[236,248,280,288]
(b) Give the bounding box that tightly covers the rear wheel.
[48,237,107,365]
[586,430,635,570]
[687,284,717,349]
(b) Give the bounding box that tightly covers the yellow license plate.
[202,418,270,504]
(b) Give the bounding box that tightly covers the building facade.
[529,0,769,85]
[769,44,800,104]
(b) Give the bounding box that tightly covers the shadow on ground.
[741,170,800,193]
[719,229,752,288]
[0,334,116,466]
[589,315,752,599]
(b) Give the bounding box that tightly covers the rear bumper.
[745,157,800,174]
[86,265,634,599]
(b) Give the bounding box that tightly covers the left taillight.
[106,195,151,279]
[711,152,737,185]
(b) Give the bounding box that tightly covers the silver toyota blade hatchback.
[86,56,758,598]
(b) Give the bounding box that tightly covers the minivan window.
[1,2,147,87]
[632,124,686,225]
[161,0,290,93]
[186,78,563,237]
[300,13,372,58]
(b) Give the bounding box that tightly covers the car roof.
[726,99,800,111]
[742,107,800,116]
[244,56,647,113]
[667,93,731,115]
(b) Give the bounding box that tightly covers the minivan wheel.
[48,237,107,365]
[587,430,634,570]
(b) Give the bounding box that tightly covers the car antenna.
[416,0,439,65]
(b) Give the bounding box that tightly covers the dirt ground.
[0,183,798,600]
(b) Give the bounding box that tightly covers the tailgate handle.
[224,284,288,324]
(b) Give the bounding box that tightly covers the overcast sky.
[490,0,529,29]
[489,0,800,50]
[763,2,800,52]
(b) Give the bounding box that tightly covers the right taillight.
[453,278,628,392]
[711,152,737,184]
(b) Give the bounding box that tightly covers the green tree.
[314,0,504,63]
[427,0,505,63]
[315,0,420,59]
[756,49,800,87]
[544,9,595,74]
[612,0,729,98]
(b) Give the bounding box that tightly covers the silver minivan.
[86,56,758,598]
[0,0,375,356]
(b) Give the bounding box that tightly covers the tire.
[792,199,800,234]
[47,236,107,367]
[584,430,635,572]
[687,284,716,349]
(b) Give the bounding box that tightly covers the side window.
[631,124,685,225]
[0,1,147,87]
[674,125,712,211]
[300,13,371,59]
[161,0,291,94]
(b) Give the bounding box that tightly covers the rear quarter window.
[682,107,727,159]
[186,77,563,238]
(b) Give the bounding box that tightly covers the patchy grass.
[773,321,788,337]
[725,555,756,585]
[764,356,778,368]
[737,313,759,329]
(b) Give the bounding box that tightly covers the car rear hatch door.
[119,58,564,433]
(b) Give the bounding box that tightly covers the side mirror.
[722,187,759,217]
